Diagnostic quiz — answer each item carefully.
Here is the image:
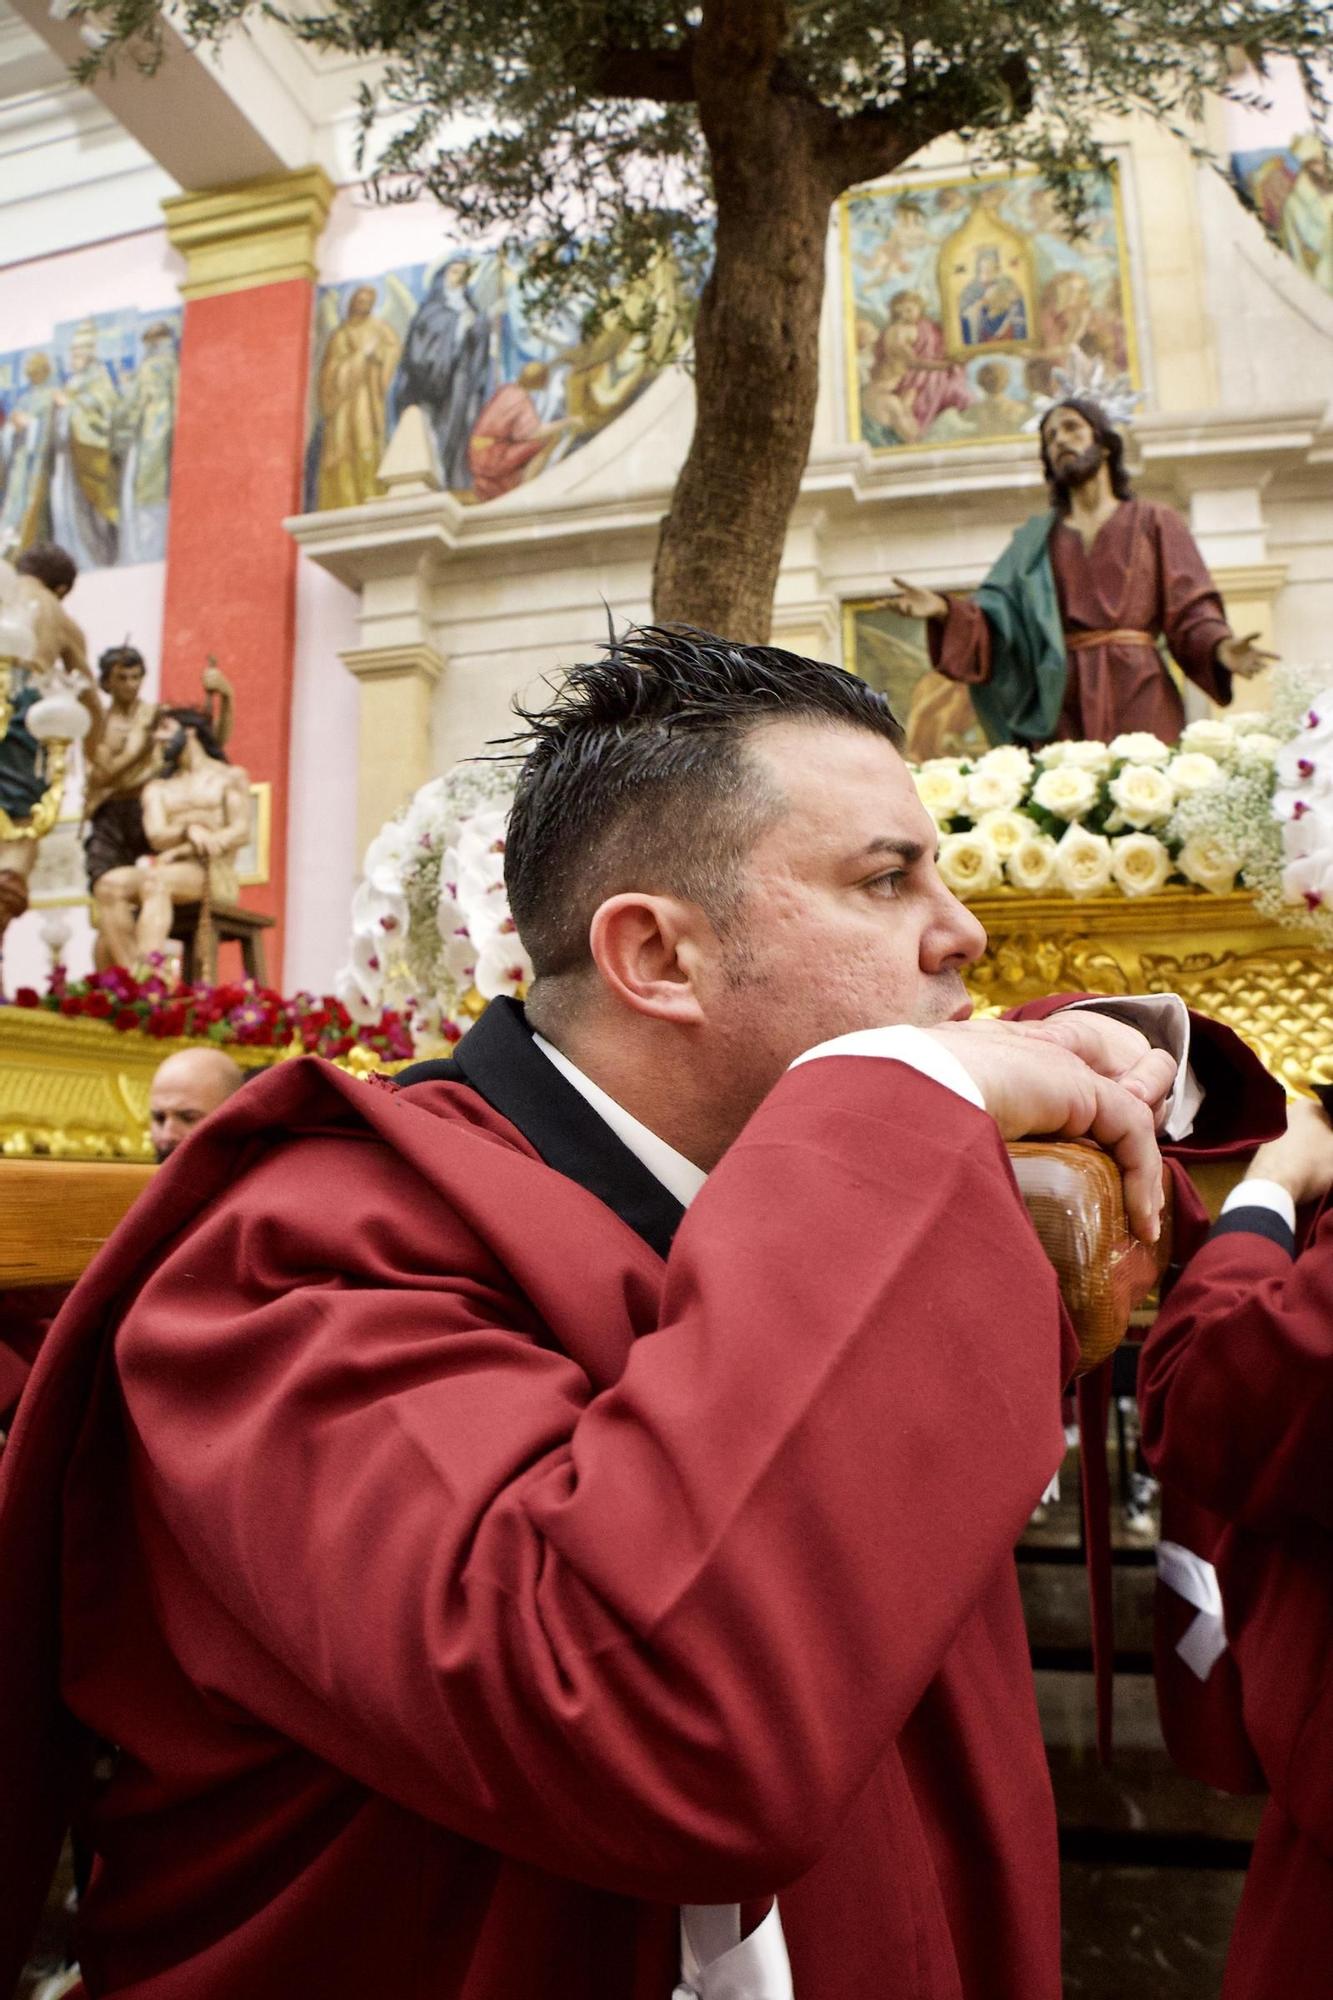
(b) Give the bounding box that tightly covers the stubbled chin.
[920,979,972,1027]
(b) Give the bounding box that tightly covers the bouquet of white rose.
[910,679,1333,947]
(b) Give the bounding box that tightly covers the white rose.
[936,830,1003,898]
[976,808,1039,858]
[974,744,1034,784]
[1107,762,1175,829]
[1178,719,1237,759]
[965,765,1026,814]
[1111,832,1173,898]
[1176,833,1240,895]
[1006,833,1060,893]
[1035,742,1068,767]
[1054,824,1114,897]
[1236,731,1280,764]
[1108,731,1170,767]
[1059,739,1114,772]
[1031,764,1100,820]
[1275,740,1333,797]
[914,763,968,820]
[1167,751,1225,796]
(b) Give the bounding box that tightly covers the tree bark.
[650,1,942,645]
[651,77,839,644]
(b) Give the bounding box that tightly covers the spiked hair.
[501,624,903,995]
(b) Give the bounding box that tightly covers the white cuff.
[1063,992,1201,1141]
[678,1904,794,2000]
[789,1024,984,1112]
[1221,1178,1297,1233]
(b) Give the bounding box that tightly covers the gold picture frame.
[237,781,271,888]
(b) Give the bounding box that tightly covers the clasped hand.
[922,1013,1176,1244]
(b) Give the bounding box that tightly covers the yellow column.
[341,642,445,856]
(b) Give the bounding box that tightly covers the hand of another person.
[1245,1097,1333,1208]
[885,577,950,623]
[923,1018,1165,1243]
[1009,1010,1179,1127]
[1216,631,1278,679]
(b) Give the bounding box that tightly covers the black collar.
[394,997,685,1259]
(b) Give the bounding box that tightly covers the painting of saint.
[313,284,404,509]
[0,352,57,550]
[115,321,178,564]
[307,240,691,510]
[50,319,119,570]
[1234,132,1333,298]
[841,166,1138,454]
[0,307,179,572]
[391,256,501,494]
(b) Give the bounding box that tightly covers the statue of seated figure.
[93,706,249,970]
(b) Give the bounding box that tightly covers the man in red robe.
[0,628,1280,2000]
[885,397,1274,745]
[1139,1096,1333,2000]
[467,362,578,502]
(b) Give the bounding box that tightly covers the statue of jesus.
[92,706,249,969]
[884,397,1274,746]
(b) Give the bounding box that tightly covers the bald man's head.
[149,1047,245,1162]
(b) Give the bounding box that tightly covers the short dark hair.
[1039,397,1134,514]
[161,706,227,772]
[503,624,904,994]
[16,543,77,596]
[98,644,146,688]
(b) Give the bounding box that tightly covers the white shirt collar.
[531,1032,707,1209]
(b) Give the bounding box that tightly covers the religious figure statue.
[0,352,58,551]
[50,321,119,572]
[92,706,249,970]
[83,644,161,949]
[466,362,582,502]
[883,397,1274,745]
[0,543,100,943]
[392,259,494,493]
[114,321,178,565]
[315,286,403,509]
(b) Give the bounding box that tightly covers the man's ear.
[588,893,708,1026]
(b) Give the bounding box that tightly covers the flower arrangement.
[335,669,1333,1053]
[910,670,1333,947]
[6,957,415,1062]
[336,759,532,1049]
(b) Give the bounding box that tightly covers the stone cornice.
[288,400,1333,592]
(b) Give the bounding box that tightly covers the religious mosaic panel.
[842,598,988,761]
[1232,132,1333,297]
[305,245,690,511]
[0,306,181,572]
[839,167,1140,452]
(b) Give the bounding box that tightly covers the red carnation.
[113,1008,143,1032]
[13,988,40,1007]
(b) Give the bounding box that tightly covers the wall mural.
[0,307,181,571]
[840,167,1140,452]
[1232,132,1333,297]
[305,246,689,510]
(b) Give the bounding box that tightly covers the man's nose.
[923,889,987,971]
